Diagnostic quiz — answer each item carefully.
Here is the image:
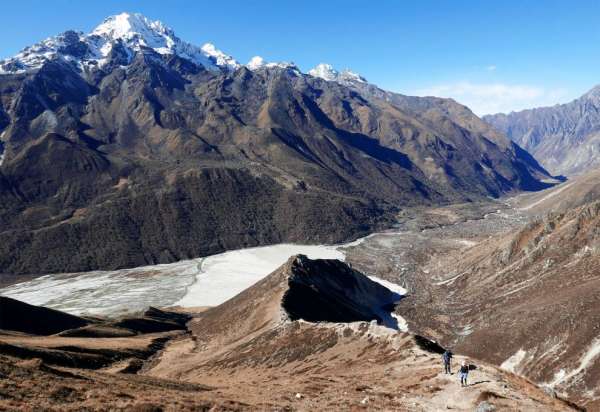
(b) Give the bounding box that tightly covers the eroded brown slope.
[0,43,551,278]
[144,256,573,411]
[0,304,241,411]
[0,256,576,410]
[395,197,600,407]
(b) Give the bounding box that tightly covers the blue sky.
[2,0,600,115]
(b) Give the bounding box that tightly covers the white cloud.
[486,65,497,71]
[415,81,569,115]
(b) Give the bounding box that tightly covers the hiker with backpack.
[459,360,469,387]
[442,349,453,374]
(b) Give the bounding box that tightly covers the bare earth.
[0,256,578,411]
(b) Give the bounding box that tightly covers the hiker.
[459,360,469,387]
[442,349,453,374]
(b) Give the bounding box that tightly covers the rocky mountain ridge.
[0,13,238,74]
[484,85,600,176]
[0,12,552,277]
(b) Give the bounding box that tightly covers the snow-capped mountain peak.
[91,12,173,42]
[308,63,367,85]
[201,43,239,71]
[0,12,237,74]
[1,13,365,83]
[308,63,338,81]
[245,55,299,72]
[247,56,266,70]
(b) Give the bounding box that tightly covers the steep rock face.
[0,15,551,277]
[484,86,600,176]
[282,256,401,324]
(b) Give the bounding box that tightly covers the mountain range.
[0,12,552,277]
[484,85,600,176]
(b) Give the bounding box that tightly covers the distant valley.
[2,10,600,412]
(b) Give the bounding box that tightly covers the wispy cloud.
[486,65,497,71]
[415,81,569,115]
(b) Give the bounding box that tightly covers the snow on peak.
[245,56,299,72]
[0,12,237,74]
[247,56,266,70]
[0,12,367,89]
[201,43,239,71]
[339,69,367,83]
[91,12,173,41]
[308,63,338,81]
[308,63,367,85]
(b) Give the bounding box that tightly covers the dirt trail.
[143,256,575,411]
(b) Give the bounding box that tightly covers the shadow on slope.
[0,296,89,335]
[282,256,403,328]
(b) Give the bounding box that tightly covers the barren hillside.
[0,256,575,411]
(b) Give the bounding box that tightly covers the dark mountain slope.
[0,296,89,335]
[0,17,552,277]
[347,82,555,192]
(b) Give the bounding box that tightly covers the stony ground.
[141,256,575,411]
[342,199,528,297]
[340,182,600,408]
[0,252,578,411]
[3,180,597,410]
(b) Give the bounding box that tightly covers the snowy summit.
[0,12,368,88]
[201,43,239,71]
[245,55,299,71]
[0,12,238,73]
[308,63,367,85]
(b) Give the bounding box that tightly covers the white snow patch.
[391,312,409,332]
[308,62,367,85]
[175,244,344,307]
[575,245,595,259]
[498,278,536,297]
[456,239,477,247]
[0,260,201,316]
[367,275,408,332]
[200,43,239,70]
[367,276,407,296]
[247,56,265,70]
[549,338,600,388]
[549,369,567,387]
[501,348,527,373]
[245,55,298,71]
[458,324,473,336]
[434,271,466,286]
[308,63,339,81]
